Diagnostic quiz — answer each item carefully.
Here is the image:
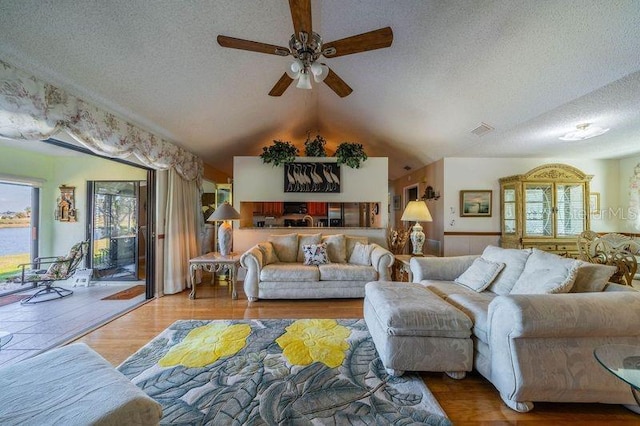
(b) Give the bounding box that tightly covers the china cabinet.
[499,164,592,256]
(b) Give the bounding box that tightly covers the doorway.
[88,181,145,281]
[403,184,419,209]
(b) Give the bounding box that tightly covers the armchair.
[16,241,89,304]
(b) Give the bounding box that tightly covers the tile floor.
[0,282,146,366]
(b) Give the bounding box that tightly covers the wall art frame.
[284,162,340,193]
[460,190,492,217]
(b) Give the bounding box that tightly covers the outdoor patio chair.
[15,241,89,304]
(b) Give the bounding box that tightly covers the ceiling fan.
[217,0,393,97]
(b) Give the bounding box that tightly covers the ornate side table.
[189,252,241,300]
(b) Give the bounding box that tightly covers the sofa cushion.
[365,282,472,338]
[510,248,580,294]
[322,234,347,263]
[455,257,505,292]
[346,236,368,259]
[257,242,279,265]
[348,242,374,266]
[268,233,298,263]
[446,293,495,343]
[260,263,319,282]
[318,264,378,281]
[419,280,480,299]
[296,233,322,262]
[571,261,617,293]
[302,243,331,265]
[482,245,532,295]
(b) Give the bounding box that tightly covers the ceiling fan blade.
[269,73,294,96]
[323,27,393,58]
[217,35,289,56]
[323,68,353,97]
[289,0,312,38]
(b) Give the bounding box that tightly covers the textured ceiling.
[1,0,639,179]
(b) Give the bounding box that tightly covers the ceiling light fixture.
[285,31,330,90]
[559,123,610,141]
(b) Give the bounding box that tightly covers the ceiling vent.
[470,122,494,137]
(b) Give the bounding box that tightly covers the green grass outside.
[0,253,30,280]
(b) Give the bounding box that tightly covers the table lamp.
[401,200,433,255]
[207,202,241,256]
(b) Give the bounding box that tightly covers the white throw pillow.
[268,233,299,263]
[296,233,322,262]
[454,257,505,292]
[482,245,532,295]
[346,236,369,260]
[510,248,580,294]
[302,243,331,265]
[570,261,617,293]
[348,242,374,266]
[257,242,279,265]
[321,234,347,263]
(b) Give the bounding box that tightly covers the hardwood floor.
[75,283,639,424]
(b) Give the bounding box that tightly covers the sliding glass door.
[88,181,140,281]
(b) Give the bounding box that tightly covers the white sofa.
[240,233,394,301]
[406,246,640,412]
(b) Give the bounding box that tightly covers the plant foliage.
[303,134,327,157]
[335,142,368,169]
[260,140,299,167]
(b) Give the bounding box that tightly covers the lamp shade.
[401,200,433,222]
[207,202,240,222]
[296,72,312,89]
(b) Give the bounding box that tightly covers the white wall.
[232,156,389,253]
[618,154,640,233]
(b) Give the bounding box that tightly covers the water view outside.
[0,227,30,255]
[0,183,32,286]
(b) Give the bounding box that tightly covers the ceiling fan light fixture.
[559,123,610,141]
[311,63,329,82]
[296,71,312,89]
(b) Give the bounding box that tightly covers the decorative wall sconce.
[55,185,77,222]
[422,185,441,201]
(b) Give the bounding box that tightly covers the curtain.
[0,60,202,181]
[164,169,201,294]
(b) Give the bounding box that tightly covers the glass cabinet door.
[524,183,553,236]
[556,184,585,236]
[502,186,517,234]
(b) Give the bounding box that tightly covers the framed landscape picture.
[460,190,492,217]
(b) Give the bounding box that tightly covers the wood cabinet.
[261,202,283,217]
[307,202,327,216]
[499,163,592,256]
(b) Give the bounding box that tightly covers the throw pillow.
[302,243,331,265]
[482,245,532,295]
[454,257,505,292]
[570,261,617,293]
[321,234,347,263]
[510,248,580,294]
[346,236,369,260]
[257,242,279,265]
[268,233,299,263]
[296,233,322,262]
[348,242,375,266]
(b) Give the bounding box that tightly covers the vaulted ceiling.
[1,1,639,179]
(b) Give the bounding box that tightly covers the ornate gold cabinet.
[499,164,592,256]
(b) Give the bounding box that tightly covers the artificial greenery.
[260,140,299,166]
[303,134,328,157]
[334,142,368,169]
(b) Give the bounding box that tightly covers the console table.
[189,252,240,300]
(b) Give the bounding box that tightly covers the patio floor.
[0,281,147,366]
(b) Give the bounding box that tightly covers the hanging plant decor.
[260,140,299,167]
[304,134,328,157]
[334,142,368,169]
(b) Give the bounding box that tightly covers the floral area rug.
[118,319,451,425]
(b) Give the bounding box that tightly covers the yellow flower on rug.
[159,322,251,368]
[276,319,351,368]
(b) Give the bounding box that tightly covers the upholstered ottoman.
[364,280,473,378]
[0,343,162,425]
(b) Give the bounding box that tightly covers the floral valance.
[0,60,202,181]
